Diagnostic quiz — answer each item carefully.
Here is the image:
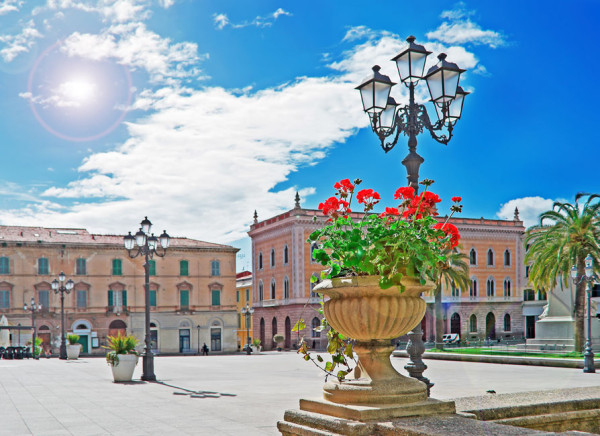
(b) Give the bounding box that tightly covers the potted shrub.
[251,338,262,354]
[105,334,139,382]
[66,334,81,359]
[273,334,285,351]
[294,178,463,406]
[26,337,43,359]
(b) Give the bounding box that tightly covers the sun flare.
[57,78,97,105]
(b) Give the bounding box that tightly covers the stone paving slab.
[1,353,600,435]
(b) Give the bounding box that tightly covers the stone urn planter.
[109,354,139,382]
[313,275,433,406]
[66,344,81,360]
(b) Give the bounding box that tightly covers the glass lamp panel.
[51,279,59,290]
[426,69,444,102]
[448,89,466,120]
[378,98,397,131]
[135,230,146,247]
[571,266,578,279]
[59,271,66,282]
[24,304,27,310]
[141,217,152,234]
[441,70,460,102]
[373,81,392,111]
[124,233,135,250]
[394,52,411,82]
[148,235,158,251]
[409,52,427,82]
[160,231,170,249]
[359,83,375,112]
[66,280,74,290]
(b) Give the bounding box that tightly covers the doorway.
[210,328,221,352]
[486,312,496,340]
[525,316,536,339]
[179,329,190,353]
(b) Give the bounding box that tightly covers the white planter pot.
[110,354,139,382]
[66,344,81,360]
[251,346,261,354]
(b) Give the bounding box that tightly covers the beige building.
[248,199,547,350]
[236,271,253,350]
[0,225,238,355]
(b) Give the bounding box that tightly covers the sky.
[0,0,597,272]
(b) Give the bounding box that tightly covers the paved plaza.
[2,352,600,436]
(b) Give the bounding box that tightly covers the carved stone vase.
[313,275,433,406]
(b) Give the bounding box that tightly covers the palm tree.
[434,249,470,349]
[525,194,600,352]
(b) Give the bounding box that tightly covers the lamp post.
[124,216,170,381]
[24,297,42,359]
[51,272,74,360]
[197,325,201,355]
[571,254,597,373]
[356,36,468,394]
[241,304,254,355]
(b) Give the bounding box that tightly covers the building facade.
[248,201,549,350]
[236,271,253,350]
[0,225,238,355]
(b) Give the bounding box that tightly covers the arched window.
[258,252,263,270]
[283,276,290,299]
[469,314,477,333]
[504,249,511,266]
[272,317,278,349]
[283,245,289,265]
[503,279,511,297]
[270,249,275,268]
[285,317,291,348]
[258,280,264,301]
[504,314,511,332]
[470,278,478,298]
[487,278,495,297]
[310,274,318,299]
[487,249,494,266]
[211,260,220,276]
[450,313,461,335]
[310,242,318,263]
[469,249,477,266]
[260,318,265,346]
[451,282,459,298]
[312,317,321,338]
[270,278,276,299]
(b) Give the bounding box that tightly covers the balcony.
[262,299,278,307]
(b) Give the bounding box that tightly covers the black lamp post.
[241,304,254,355]
[571,254,597,373]
[24,297,42,359]
[124,216,170,381]
[356,36,468,394]
[51,272,74,360]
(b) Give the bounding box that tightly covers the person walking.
[201,343,209,356]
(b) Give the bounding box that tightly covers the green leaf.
[292,319,306,332]
[317,355,323,362]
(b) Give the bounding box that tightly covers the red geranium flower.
[379,207,400,219]
[394,186,415,200]
[434,222,460,249]
[451,196,462,203]
[319,196,350,219]
[356,189,380,207]
[334,179,354,194]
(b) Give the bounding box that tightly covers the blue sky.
[0,0,597,271]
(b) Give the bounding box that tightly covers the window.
[246,289,249,302]
[310,243,318,263]
[270,249,275,268]
[469,314,477,333]
[76,258,86,275]
[107,290,127,310]
[236,290,240,302]
[283,245,289,265]
[503,279,511,297]
[0,290,9,308]
[238,314,241,329]
[0,257,9,274]
[487,278,495,297]
[504,314,511,332]
[312,317,321,338]
[469,249,477,266]
[451,282,459,298]
[504,249,511,266]
[525,265,530,278]
[39,290,49,309]
[284,276,290,299]
[469,278,478,298]
[76,290,87,309]
[258,281,264,301]
[487,249,494,266]
[211,260,220,276]
[180,289,190,309]
[258,252,263,270]
[150,290,157,307]
[112,259,122,276]
[180,260,188,276]
[211,289,221,306]
[538,289,547,301]
[523,289,535,301]
[38,258,49,275]
[270,279,276,299]
[149,260,156,276]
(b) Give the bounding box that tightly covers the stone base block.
[299,397,456,422]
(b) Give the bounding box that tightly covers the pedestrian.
[202,343,209,356]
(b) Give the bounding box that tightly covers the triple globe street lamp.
[356,36,468,393]
[23,297,42,359]
[51,272,74,360]
[571,254,598,373]
[241,304,254,355]
[124,217,170,381]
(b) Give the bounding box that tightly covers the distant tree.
[525,194,600,351]
[434,249,470,349]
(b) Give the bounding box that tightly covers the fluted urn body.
[313,275,434,406]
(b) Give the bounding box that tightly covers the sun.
[56,78,97,106]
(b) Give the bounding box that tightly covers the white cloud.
[427,4,505,48]
[213,8,291,30]
[0,19,42,62]
[497,197,555,228]
[0,0,22,15]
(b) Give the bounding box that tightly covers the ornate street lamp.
[356,36,468,394]
[125,216,170,381]
[51,272,74,360]
[24,297,42,359]
[241,304,254,355]
[571,254,598,373]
